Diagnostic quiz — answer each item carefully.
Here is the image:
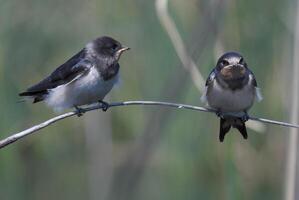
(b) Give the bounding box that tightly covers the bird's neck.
[98,62,120,81]
[216,75,249,91]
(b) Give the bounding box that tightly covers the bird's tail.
[219,118,231,142]
[19,91,46,103]
[233,120,248,140]
[219,117,248,142]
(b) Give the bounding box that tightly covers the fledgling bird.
[201,52,262,142]
[19,36,130,114]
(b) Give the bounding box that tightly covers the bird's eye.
[220,60,229,66]
[239,57,244,64]
[111,44,118,50]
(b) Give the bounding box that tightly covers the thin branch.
[1,100,299,150]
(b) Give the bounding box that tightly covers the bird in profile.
[19,36,130,115]
[201,52,262,142]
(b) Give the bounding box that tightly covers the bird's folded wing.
[205,69,216,86]
[20,50,92,95]
[248,70,263,102]
[201,69,216,103]
[255,87,263,102]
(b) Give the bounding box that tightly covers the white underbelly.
[206,81,255,112]
[45,67,118,111]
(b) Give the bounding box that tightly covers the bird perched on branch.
[19,36,130,115]
[201,52,262,142]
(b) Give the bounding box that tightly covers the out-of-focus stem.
[284,1,299,200]
[155,0,205,92]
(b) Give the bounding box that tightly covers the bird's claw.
[241,113,249,122]
[98,100,109,112]
[74,106,85,117]
[216,111,225,119]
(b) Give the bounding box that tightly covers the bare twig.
[0,100,298,150]
[284,0,299,199]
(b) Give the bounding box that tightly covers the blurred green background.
[0,0,296,199]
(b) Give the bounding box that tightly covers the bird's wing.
[201,69,216,103]
[205,69,216,86]
[249,70,263,102]
[249,70,257,87]
[20,49,92,96]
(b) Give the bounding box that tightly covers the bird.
[201,51,262,142]
[19,36,130,115]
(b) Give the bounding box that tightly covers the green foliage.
[0,0,293,199]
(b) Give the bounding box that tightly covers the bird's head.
[91,36,130,61]
[216,51,247,81]
[215,52,250,90]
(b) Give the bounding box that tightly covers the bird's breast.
[206,79,255,112]
[70,67,118,104]
[46,67,118,111]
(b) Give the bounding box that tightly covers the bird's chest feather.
[71,67,118,101]
[206,80,255,112]
[46,67,118,110]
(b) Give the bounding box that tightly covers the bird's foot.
[98,100,109,112]
[240,112,249,122]
[215,110,225,119]
[74,106,85,117]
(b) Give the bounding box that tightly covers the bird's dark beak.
[234,64,246,75]
[221,64,246,79]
